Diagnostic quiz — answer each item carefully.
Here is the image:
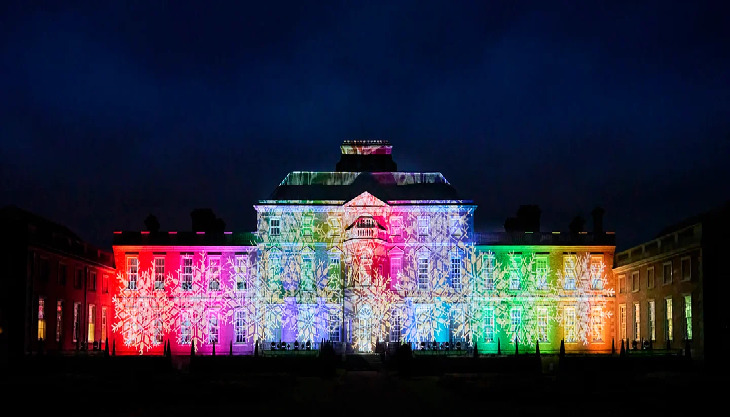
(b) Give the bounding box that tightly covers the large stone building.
[109,140,617,355]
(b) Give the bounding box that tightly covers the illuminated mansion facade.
[110,140,616,355]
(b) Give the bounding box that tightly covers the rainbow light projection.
[112,176,615,355]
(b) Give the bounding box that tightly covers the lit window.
[87,304,95,343]
[180,313,191,344]
[329,312,341,342]
[417,253,429,290]
[208,312,219,344]
[535,256,548,289]
[681,258,691,282]
[509,254,522,290]
[482,254,495,290]
[663,262,672,285]
[647,267,655,289]
[56,300,63,342]
[73,302,81,343]
[619,304,626,342]
[634,303,640,342]
[101,306,107,343]
[591,306,603,342]
[127,257,138,290]
[235,255,248,290]
[484,308,495,342]
[389,309,401,342]
[391,216,402,236]
[684,295,692,340]
[154,257,165,290]
[563,254,576,290]
[450,216,461,237]
[450,251,462,292]
[389,257,401,288]
[648,300,655,341]
[153,308,163,344]
[564,307,576,343]
[537,307,548,342]
[328,255,340,289]
[301,254,314,290]
[665,298,673,341]
[590,256,603,289]
[328,217,341,236]
[359,252,372,286]
[181,255,193,291]
[302,214,313,236]
[37,297,46,341]
[417,216,430,236]
[208,256,220,291]
[269,217,281,236]
[449,307,465,343]
[510,308,522,342]
[235,310,247,343]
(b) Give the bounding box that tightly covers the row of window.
[479,253,605,291]
[37,297,108,344]
[34,255,110,292]
[126,254,250,291]
[618,257,692,293]
[267,215,465,237]
[618,295,692,342]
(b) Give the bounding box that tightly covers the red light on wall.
[141,231,150,235]
[113,231,122,234]
[168,231,177,235]
[196,231,205,235]
[224,231,232,235]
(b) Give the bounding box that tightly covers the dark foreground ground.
[0,352,721,416]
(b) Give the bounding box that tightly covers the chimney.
[591,207,605,234]
[516,205,541,232]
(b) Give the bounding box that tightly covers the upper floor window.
[535,256,548,289]
[235,255,248,290]
[631,271,639,292]
[208,256,220,291]
[389,256,401,287]
[563,254,576,290]
[618,274,626,294]
[450,251,462,292]
[154,257,165,290]
[126,257,138,290]
[359,252,372,286]
[663,262,672,285]
[302,214,313,236]
[481,254,495,290]
[58,264,67,286]
[88,271,97,291]
[102,274,109,294]
[417,216,430,236]
[647,267,655,289]
[449,216,462,237]
[328,217,341,236]
[391,216,402,236]
[269,253,282,286]
[417,253,429,290]
[590,255,603,290]
[328,255,341,286]
[681,257,691,282]
[269,217,281,236]
[509,254,522,290]
[301,254,314,291]
[75,268,83,289]
[181,255,193,291]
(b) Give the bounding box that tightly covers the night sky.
[2,1,729,252]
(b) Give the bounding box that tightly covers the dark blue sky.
[2,0,729,252]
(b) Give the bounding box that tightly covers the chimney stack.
[591,206,605,234]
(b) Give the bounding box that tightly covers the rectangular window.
[619,304,626,342]
[127,257,138,290]
[449,307,465,342]
[665,298,673,341]
[269,254,281,288]
[449,216,461,237]
[648,300,656,341]
[681,257,691,282]
[181,255,193,291]
[328,255,341,287]
[482,254,495,290]
[590,256,603,290]
[509,254,522,290]
[484,308,495,342]
[38,297,46,341]
[633,303,640,342]
[389,309,401,342]
[301,254,314,290]
[389,256,401,288]
[154,257,165,290]
[208,256,220,291]
[629,271,637,292]
[87,304,96,342]
[73,302,81,343]
[618,275,626,294]
[564,307,576,343]
[208,312,219,344]
[75,269,83,289]
[391,216,402,236]
[56,300,63,342]
[151,308,163,344]
[450,251,462,292]
[58,264,67,286]
[647,267,655,289]
[359,253,371,286]
[537,307,548,342]
[510,308,522,342]
[417,254,429,290]
[102,274,109,294]
[235,255,248,290]
[88,271,97,291]
[101,306,107,343]
[235,310,247,343]
[663,262,672,285]
[684,295,692,340]
[563,254,576,290]
[39,258,50,282]
[329,312,341,342]
[269,217,281,236]
[535,256,548,290]
[591,306,603,342]
[417,216,430,236]
[302,214,313,236]
[180,312,191,344]
[328,217,341,237]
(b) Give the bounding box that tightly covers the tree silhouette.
[144,214,160,232]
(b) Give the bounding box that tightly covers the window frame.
[564,306,576,343]
[269,217,281,237]
[417,215,430,236]
[417,252,429,290]
[647,266,655,289]
[680,257,691,282]
[535,256,548,290]
[665,297,673,341]
[207,255,221,292]
[663,261,672,285]
[648,300,656,341]
[181,254,193,291]
[631,271,640,293]
[591,306,603,343]
[563,254,577,290]
[234,310,247,344]
[126,256,139,290]
[154,256,165,290]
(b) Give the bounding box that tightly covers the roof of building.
[654,200,730,238]
[112,231,259,247]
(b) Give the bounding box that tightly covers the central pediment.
[344,191,388,208]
